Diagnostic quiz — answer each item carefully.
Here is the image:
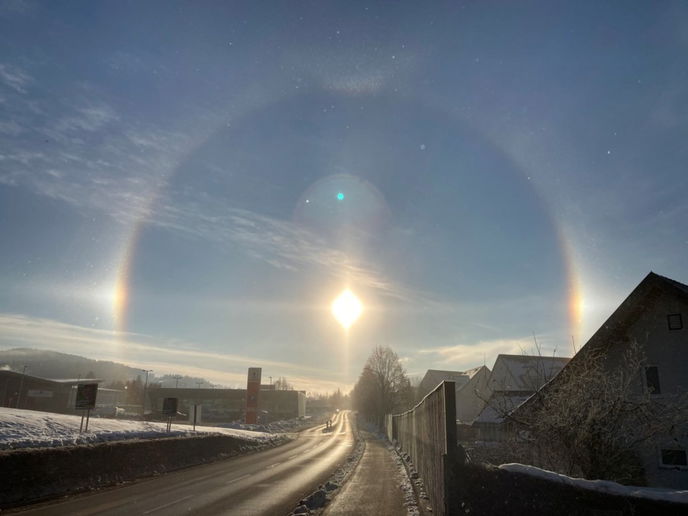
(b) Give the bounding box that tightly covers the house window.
[645,366,661,395]
[661,449,688,467]
[668,313,683,331]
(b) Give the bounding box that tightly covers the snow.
[0,407,275,450]
[499,463,688,504]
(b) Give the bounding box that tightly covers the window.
[661,449,688,467]
[668,313,683,330]
[645,366,661,394]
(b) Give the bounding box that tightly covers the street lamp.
[141,369,153,416]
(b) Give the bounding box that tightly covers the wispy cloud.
[0,313,346,392]
[416,336,568,370]
[0,63,31,94]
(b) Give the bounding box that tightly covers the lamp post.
[141,369,153,416]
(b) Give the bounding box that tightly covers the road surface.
[18,411,354,516]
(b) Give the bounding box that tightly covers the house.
[455,365,491,423]
[470,354,569,440]
[511,272,688,488]
[418,366,492,427]
[417,369,472,401]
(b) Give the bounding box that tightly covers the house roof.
[456,365,490,394]
[488,354,570,393]
[474,394,531,424]
[420,369,471,390]
[512,271,688,417]
[0,370,102,386]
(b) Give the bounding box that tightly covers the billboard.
[162,397,178,416]
[75,383,98,410]
[245,367,262,424]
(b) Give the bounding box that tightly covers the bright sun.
[331,289,363,329]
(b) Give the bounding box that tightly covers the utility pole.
[16,365,28,409]
[141,369,153,416]
[173,375,182,388]
[196,381,203,389]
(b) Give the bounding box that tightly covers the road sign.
[162,397,178,416]
[75,383,98,410]
[245,367,262,424]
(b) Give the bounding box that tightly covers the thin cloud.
[0,63,31,94]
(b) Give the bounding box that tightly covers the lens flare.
[331,289,363,329]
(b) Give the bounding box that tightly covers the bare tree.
[274,376,293,390]
[511,341,688,484]
[352,346,413,428]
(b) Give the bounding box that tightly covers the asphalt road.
[19,411,354,516]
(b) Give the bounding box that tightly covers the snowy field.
[500,463,688,504]
[0,407,275,450]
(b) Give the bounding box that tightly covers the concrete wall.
[387,381,458,516]
[453,462,685,515]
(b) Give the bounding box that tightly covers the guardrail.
[386,381,457,515]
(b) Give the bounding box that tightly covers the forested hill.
[0,348,146,384]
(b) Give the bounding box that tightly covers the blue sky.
[1,1,687,392]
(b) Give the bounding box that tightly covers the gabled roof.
[456,365,490,394]
[513,271,688,416]
[420,369,471,387]
[488,354,570,393]
[564,271,688,363]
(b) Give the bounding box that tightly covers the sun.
[331,289,363,329]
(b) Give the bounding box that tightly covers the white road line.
[142,494,193,514]
[266,462,282,469]
[226,473,251,484]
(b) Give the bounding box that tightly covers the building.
[418,366,492,425]
[511,272,688,488]
[455,365,491,423]
[470,354,569,440]
[418,369,472,401]
[0,370,104,414]
[147,387,306,423]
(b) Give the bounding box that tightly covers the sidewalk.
[324,431,409,515]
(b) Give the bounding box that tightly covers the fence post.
[442,381,458,514]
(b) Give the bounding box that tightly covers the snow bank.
[499,463,688,504]
[0,407,274,449]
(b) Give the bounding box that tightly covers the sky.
[1,1,687,393]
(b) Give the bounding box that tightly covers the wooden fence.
[386,381,457,515]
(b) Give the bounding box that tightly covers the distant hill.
[0,348,150,384]
[0,348,218,388]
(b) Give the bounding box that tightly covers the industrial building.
[147,387,306,423]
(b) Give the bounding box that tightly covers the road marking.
[226,473,251,484]
[142,494,193,514]
[266,461,282,469]
[287,454,299,459]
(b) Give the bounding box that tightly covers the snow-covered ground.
[0,407,275,450]
[499,463,688,504]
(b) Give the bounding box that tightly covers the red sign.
[245,367,262,424]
